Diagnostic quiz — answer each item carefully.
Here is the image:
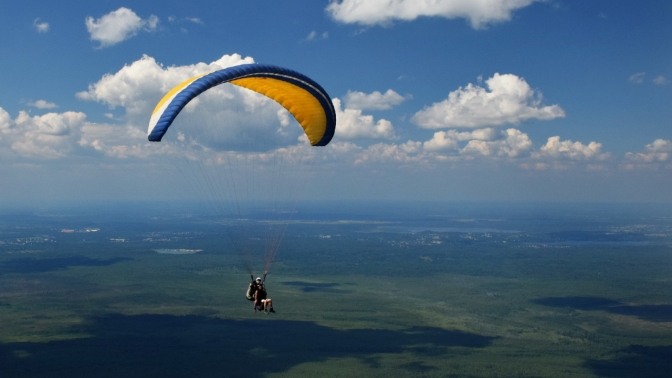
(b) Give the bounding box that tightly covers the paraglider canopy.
[148,63,336,146]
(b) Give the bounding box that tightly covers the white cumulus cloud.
[0,109,87,159]
[86,7,159,48]
[33,18,49,33]
[77,54,254,117]
[423,131,459,151]
[354,141,424,165]
[625,139,671,163]
[629,72,645,84]
[535,136,609,161]
[351,128,535,165]
[306,31,329,41]
[78,123,151,159]
[461,128,533,158]
[653,75,667,86]
[27,100,58,109]
[332,98,397,140]
[423,128,496,151]
[344,89,408,110]
[186,17,204,25]
[0,108,11,132]
[326,0,544,29]
[0,105,162,161]
[412,73,565,129]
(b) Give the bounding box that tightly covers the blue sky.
[0,0,670,204]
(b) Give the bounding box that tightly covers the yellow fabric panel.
[230,77,327,146]
[152,73,209,115]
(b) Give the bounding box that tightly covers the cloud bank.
[2,54,661,179]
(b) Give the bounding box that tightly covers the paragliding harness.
[246,273,267,301]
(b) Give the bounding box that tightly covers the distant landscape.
[1,201,671,377]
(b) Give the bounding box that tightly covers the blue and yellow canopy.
[147,64,336,146]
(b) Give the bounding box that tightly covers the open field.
[1,202,671,377]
